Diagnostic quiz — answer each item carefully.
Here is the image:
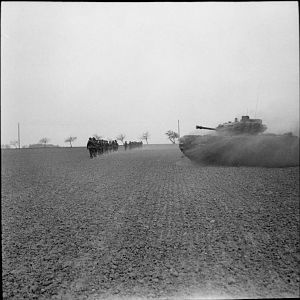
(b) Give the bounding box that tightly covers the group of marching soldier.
[87,137,143,158]
[87,137,118,158]
[124,141,143,151]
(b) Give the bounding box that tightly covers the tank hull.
[179,134,299,167]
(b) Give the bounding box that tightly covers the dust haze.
[180,134,299,168]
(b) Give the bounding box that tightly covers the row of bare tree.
[2,137,76,149]
[3,130,179,149]
[116,130,179,145]
[115,132,150,145]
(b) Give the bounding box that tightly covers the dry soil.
[1,145,299,299]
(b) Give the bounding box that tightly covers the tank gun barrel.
[196,125,216,131]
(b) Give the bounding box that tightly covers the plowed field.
[2,145,299,299]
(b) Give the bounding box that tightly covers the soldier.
[113,140,118,151]
[99,139,104,155]
[87,137,96,158]
[108,141,113,153]
[104,140,109,154]
[95,139,100,156]
[97,139,103,156]
[92,137,97,157]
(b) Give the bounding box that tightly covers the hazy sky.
[1,2,299,146]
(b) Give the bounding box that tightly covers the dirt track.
[2,145,299,299]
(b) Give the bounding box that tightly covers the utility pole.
[178,120,180,137]
[255,82,260,118]
[18,123,20,149]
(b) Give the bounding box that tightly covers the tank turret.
[196,116,267,135]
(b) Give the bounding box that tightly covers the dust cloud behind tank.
[179,116,299,167]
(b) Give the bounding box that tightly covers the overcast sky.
[1,2,299,146]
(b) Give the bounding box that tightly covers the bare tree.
[93,134,102,140]
[116,134,126,145]
[141,131,150,144]
[39,137,50,147]
[165,130,180,144]
[65,136,77,147]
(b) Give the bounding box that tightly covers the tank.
[179,116,299,167]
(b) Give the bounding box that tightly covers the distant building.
[28,143,60,148]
